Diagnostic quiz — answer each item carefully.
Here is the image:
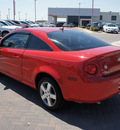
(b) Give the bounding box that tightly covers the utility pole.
[35,0,37,22]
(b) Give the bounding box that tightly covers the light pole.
[26,13,27,21]
[13,0,16,20]
[8,8,10,20]
[34,0,37,22]
[0,11,1,20]
[92,0,94,26]
[6,15,8,20]
[78,3,81,27]
[19,12,21,20]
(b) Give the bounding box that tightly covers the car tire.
[2,31,9,37]
[38,77,65,110]
[105,29,108,33]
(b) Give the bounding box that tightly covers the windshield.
[5,21,13,26]
[0,21,7,25]
[8,20,17,25]
[0,23,4,26]
[107,24,116,27]
[47,30,110,51]
[20,21,28,24]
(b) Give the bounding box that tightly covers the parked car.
[12,20,29,28]
[56,22,65,27]
[39,23,44,27]
[0,28,120,110]
[0,21,22,37]
[5,20,19,26]
[49,23,56,27]
[97,22,106,29]
[63,23,75,27]
[86,23,91,27]
[116,24,120,30]
[1,20,22,29]
[103,23,119,33]
[41,23,56,27]
[25,21,39,27]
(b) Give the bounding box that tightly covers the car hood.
[30,24,39,27]
[106,26,118,29]
[1,25,21,29]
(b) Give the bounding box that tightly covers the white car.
[0,22,22,37]
[103,23,119,33]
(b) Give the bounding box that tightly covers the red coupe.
[0,27,120,110]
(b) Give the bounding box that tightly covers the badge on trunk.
[117,58,120,62]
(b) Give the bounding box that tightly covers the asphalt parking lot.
[75,28,120,44]
[1,28,120,130]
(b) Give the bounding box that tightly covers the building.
[99,12,120,24]
[48,8,120,26]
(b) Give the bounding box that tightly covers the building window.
[111,16,117,21]
[100,15,103,20]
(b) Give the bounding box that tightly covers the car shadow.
[1,73,120,130]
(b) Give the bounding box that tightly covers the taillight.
[85,64,97,75]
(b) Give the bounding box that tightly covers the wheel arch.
[2,30,9,37]
[33,65,64,94]
[35,72,64,99]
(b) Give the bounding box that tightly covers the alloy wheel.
[40,82,57,107]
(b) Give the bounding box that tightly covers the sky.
[0,0,120,21]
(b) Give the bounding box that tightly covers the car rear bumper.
[61,74,120,103]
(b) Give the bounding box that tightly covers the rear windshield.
[47,30,110,51]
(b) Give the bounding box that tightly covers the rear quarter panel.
[22,50,84,98]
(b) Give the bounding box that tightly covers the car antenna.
[60,27,64,31]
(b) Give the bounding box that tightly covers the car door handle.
[13,55,20,59]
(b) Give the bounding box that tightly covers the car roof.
[18,27,68,33]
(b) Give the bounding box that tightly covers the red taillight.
[85,64,97,75]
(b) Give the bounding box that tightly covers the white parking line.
[111,41,120,46]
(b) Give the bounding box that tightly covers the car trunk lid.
[95,46,120,76]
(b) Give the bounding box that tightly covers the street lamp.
[34,0,37,22]
[26,13,27,21]
[19,12,21,20]
[13,0,16,20]
[78,3,81,27]
[8,8,10,20]
[92,0,94,26]
[0,11,1,20]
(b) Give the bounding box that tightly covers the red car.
[0,28,120,110]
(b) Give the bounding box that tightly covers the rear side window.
[27,35,53,51]
[47,30,110,51]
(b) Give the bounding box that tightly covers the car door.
[0,32,30,81]
[22,34,53,87]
